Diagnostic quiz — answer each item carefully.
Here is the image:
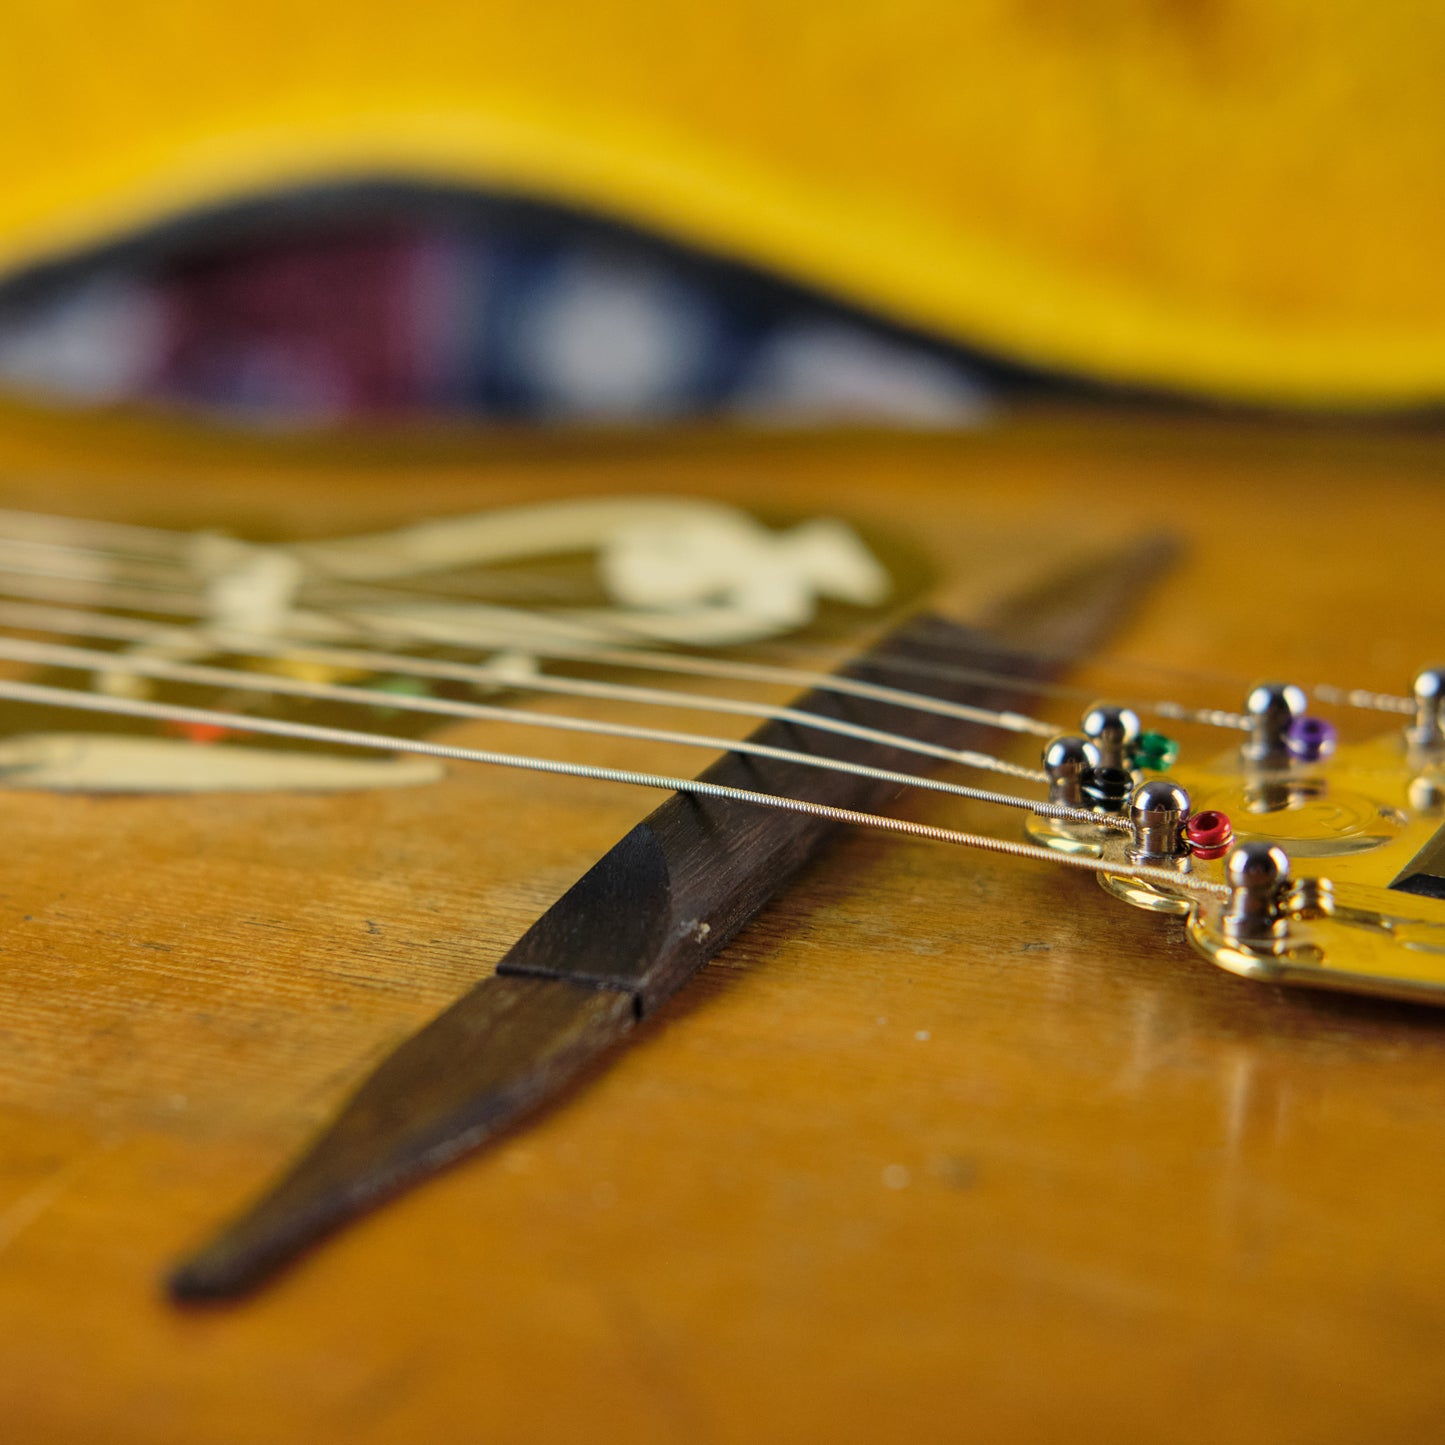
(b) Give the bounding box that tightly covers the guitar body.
[5,4,1445,407]
[0,401,1442,1442]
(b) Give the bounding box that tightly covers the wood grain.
[0,401,1443,1443]
[171,612,1082,1296]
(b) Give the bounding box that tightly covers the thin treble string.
[0,566,207,616]
[0,507,192,558]
[713,631,1252,731]
[0,538,585,612]
[0,592,1063,782]
[0,555,205,605]
[0,512,1354,735]
[0,631,1049,786]
[0,551,1254,751]
[0,538,189,589]
[0,533,1188,722]
[335,609,1252,734]
[0,511,1260,734]
[0,674,1220,896]
[0,547,1252,735]
[1312,683,1415,716]
[0,505,1415,733]
[1147,699,1250,730]
[0,594,1059,746]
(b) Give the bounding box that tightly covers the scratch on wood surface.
[591,1280,715,1445]
[0,1135,119,1260]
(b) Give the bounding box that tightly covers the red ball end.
[1185,809,1234,860]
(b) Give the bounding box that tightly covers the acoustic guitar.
[0,397,1442,1444]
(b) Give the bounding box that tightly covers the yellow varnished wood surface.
[0,404,1443,1442]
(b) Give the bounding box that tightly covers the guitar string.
[0,514,1279,730]
[0,507,193,556]
[0,505,1401,719]
[0,514,1417,726]
[0,674,1223,898]
[0,532,593,605]
[0,566,1075,780]
[0,561,1248,756]
[1312,684,1416,716]
[0,631,1048,784]
[0,595,1060,743]
[0,544,1422,745]
[0,626,1128,825]
[0,538,594,613]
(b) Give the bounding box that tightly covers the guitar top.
[0,399,1443,1443]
